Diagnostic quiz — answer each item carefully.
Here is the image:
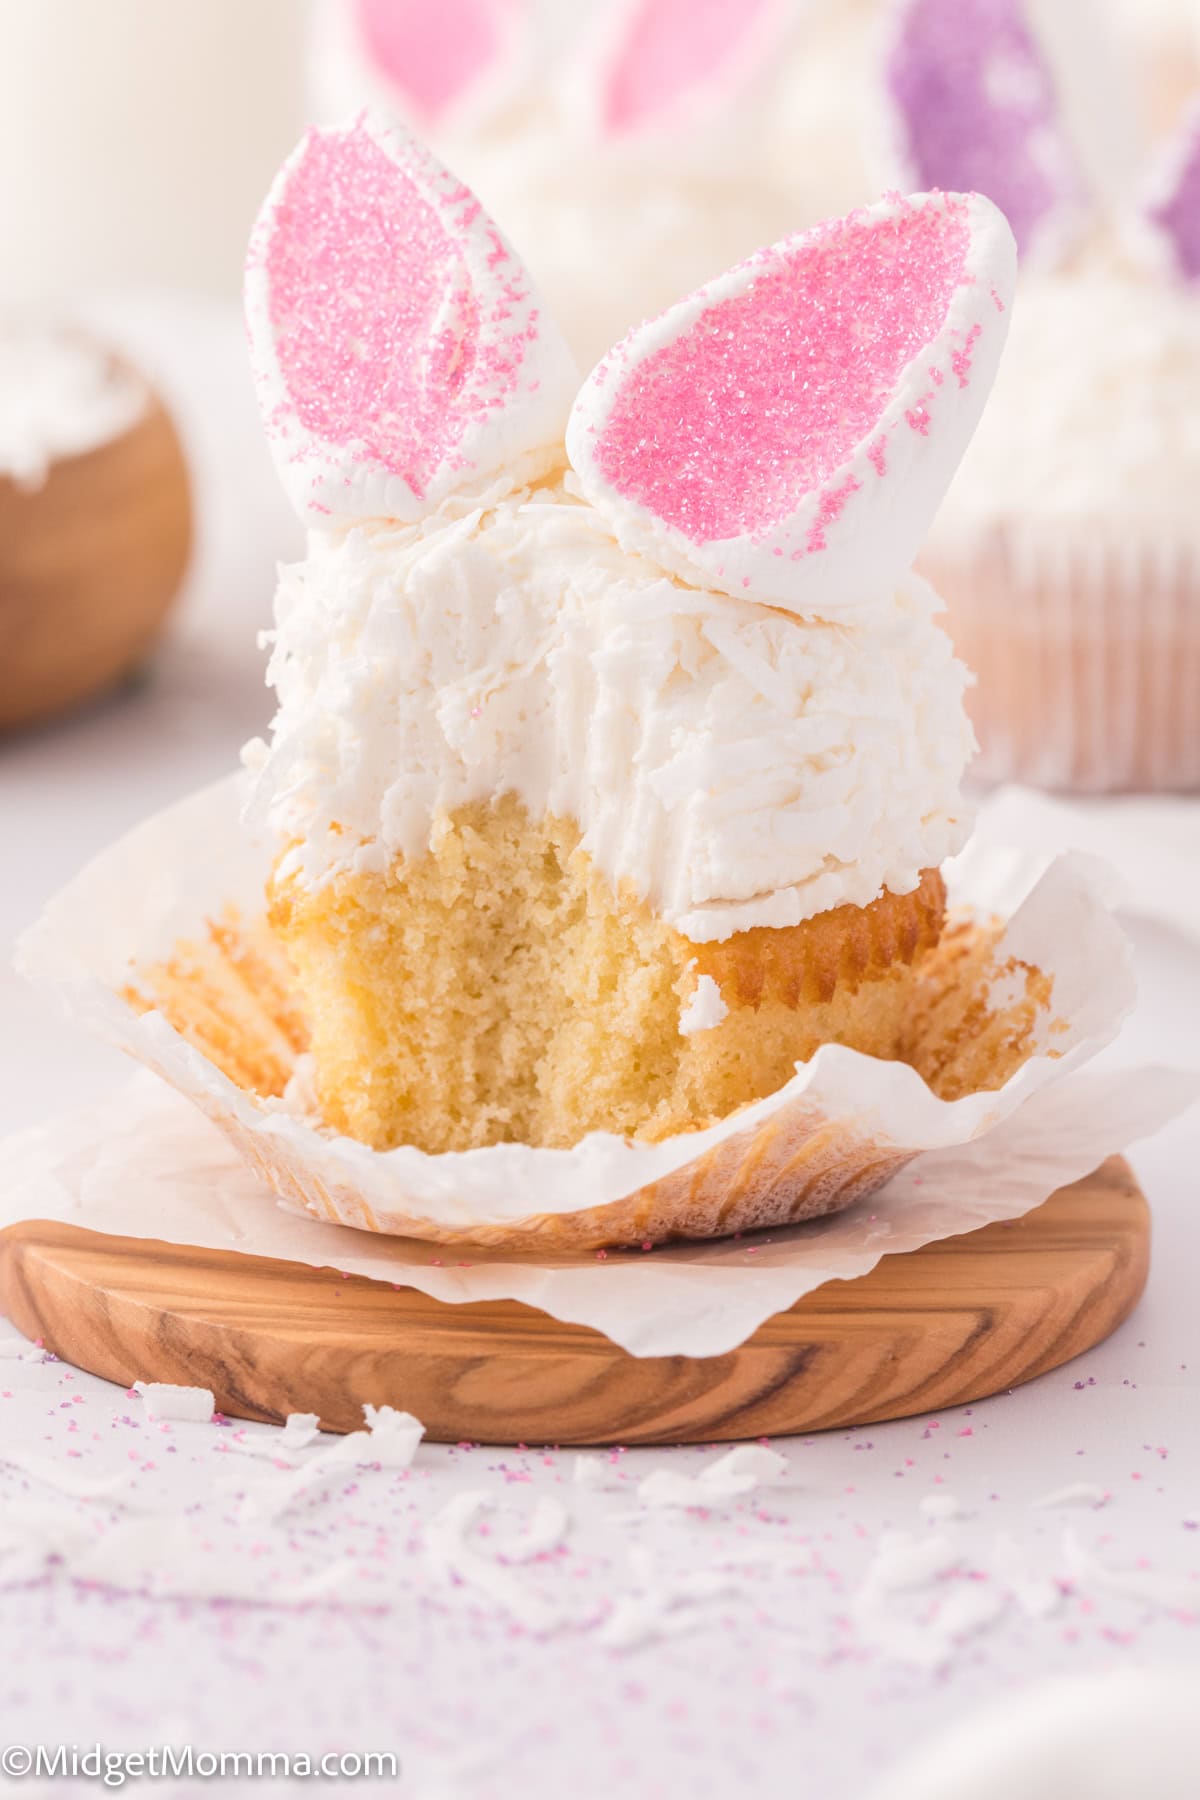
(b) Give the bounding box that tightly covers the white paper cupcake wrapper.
[14,772,1175,1252]
[924,525,1200,794]
[2,1062,1195,1359]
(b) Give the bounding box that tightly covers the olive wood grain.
[0,1158,1148,1445]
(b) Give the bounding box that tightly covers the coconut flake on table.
[133,1380,215,1423]
[635,1445,788,1509]
[222,1403,424,1525]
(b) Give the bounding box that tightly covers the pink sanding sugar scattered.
[592,197,972,546]
[354,0,506,126]
[262,121,532,502]
[602,0,777,136]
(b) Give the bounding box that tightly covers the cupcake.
[308,0,882,367]
[222,115,1014,1166]
[885,0,1200,791]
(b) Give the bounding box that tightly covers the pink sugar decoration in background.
[263,121,529,503]
[1145,101,1200,285]
[592,199,971,546]
[602,0,777,137]
[354,0,508,127]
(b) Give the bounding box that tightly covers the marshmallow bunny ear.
[587,0,791,140]
[349,0,527,131]
[882,0,1091,266]
[566,192,1016,616]
[245,115,577,524]
[1141,98,1200,284]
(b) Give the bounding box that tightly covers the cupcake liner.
[4,1061,1195,1361]
[17,775,1138,1252]
[923,525,1200,794]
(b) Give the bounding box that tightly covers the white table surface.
[1,303,1199,1800]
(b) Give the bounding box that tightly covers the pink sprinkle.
[867,436,888,476]
[602,0,777,137]
[806,472,862,554]
[951,321,982,388]
[594,197,971,544]
[354,0,505,128]
[906,402,932,435]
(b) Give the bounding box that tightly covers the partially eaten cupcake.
[232,116,1015,1162]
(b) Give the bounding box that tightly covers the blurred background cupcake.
[309,0,883,367]
[884,0,1200,793]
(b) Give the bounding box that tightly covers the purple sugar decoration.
[1146,103,1200,284]
[885,0,1086,262]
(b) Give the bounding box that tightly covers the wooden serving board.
[0,1159,1147,1446]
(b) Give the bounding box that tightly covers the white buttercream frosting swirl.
[244,472,974,943]
[928,273,1200,551]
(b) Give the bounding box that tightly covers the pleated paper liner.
[924,526,1200,794]
[18,776,1136,1252]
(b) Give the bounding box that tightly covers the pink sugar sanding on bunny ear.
[882,0,1091,268]
[352,0,526,131]
[596,0,789,139]
[566,191,1017,617]
[245,114,577,524]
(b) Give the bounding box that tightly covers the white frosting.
[243,472,974,942]
[679,975,728,1036]
[0,323,145,489]
[928,273,1200,550]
